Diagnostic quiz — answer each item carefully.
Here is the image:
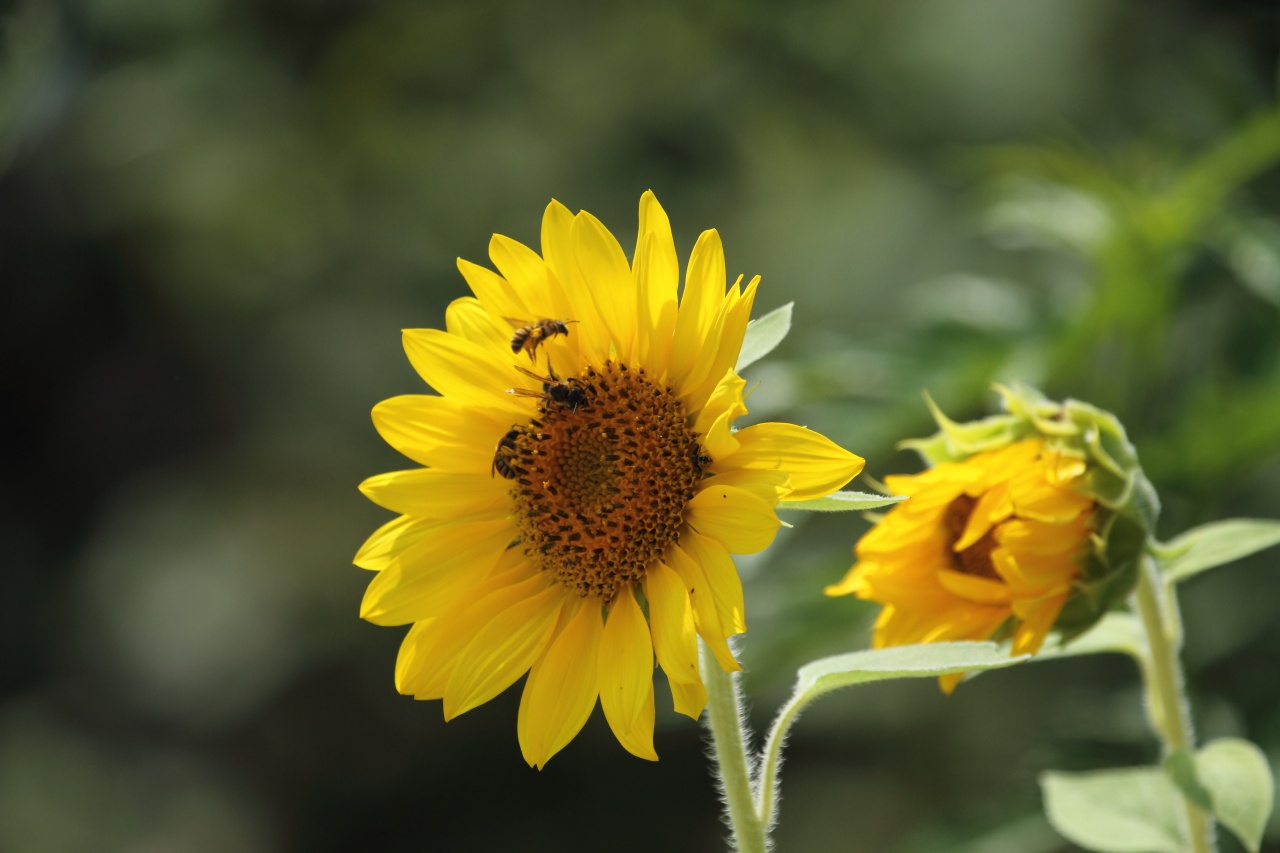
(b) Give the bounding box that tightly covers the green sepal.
[1053,558,1139,643]
[897,390,1029,465]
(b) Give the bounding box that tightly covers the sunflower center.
[942,494,1000,581]
[506,361,706,601]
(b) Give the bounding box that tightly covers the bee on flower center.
[508,363,588,412]
[491,428,523,480]
[507,318,578,361]
[689,442,712,478]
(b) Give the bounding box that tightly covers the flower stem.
[1132,555,1215,853]
[700,641,768,853]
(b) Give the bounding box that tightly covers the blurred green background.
[3,0,1280,850]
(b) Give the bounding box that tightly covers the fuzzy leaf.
[1041,767,1187,853]
[1158,519,1280,583]
[735,302,792,371]
[1193,738,1274,853]
[793,641,1026,700]
[1037,612,1144,660]
[779,491,907,513]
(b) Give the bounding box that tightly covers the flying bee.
[507,318,578,361]
[491,428,522,479]
[508,363,587,411]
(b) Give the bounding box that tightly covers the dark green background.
[3,1,1279,850]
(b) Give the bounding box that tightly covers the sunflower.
[825,438,1095,691]
[356,192,864,767]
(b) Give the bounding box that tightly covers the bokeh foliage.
[2,0,1279,851]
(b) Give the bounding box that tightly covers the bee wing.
[512,364,546,381]
[504,317,532,327]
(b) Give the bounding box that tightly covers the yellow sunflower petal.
[990,548,1077,594]
[540,202,609,364]
[683,276,759,413]
[635,192,679,370]
[572,210,638,362]
[517,598,601,769]
[443,577,564,719]
[392,619,435,695]
[610,683,657,762]
[673,274,740,404]
[935,569,1012,605]
[670,670,708,719]
[726,422,866,502]
[997,517,1091,556]
[359,518,515,625]
[634,230,679,378]
[395,550,539,697]
[636,190,678,306]
[1009,474,1093,523]
[598,586,658,760]
[954,482,1012,551]
[444,297,510,352]
[371,395,512,473]
[456,257,528,324]
[691,370,747,460]
[539,199,576,294]
[402,329,526,415]
[1011,594,1067,655]
[666,545,739,673]
[686,484,781,554]
[681,529,747,635]
[357,469,511,521]
[643,560,699,685]
[823,564,863,597]
[703,467,792,508]
[488,234,552,303]
[669,229,725,386]
[354,514,434,571]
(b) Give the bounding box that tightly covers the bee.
[508,318,578,361]
[509,363,587,411]
[690,443,712,477]
[491,428,522,479]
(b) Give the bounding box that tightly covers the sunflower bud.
[826,384,1156,688]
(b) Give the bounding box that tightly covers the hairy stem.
[700,642,768,853]
[1133,555,1214,853]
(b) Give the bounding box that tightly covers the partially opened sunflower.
[356,192,864,768]
[826,385,1156,692]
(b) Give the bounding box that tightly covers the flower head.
[826,385,1155,691]
[357,192,864,767]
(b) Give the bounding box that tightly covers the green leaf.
[1158,519,1280,583]
[1041,767,1187,852]
[1193,738,1274,853]
[778,490,907,513]
[735,302,792,371]
[1162,750,1213,812]
[1036,612,1144,660]
[756,642,1029,839]
[793,641,1026,699]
